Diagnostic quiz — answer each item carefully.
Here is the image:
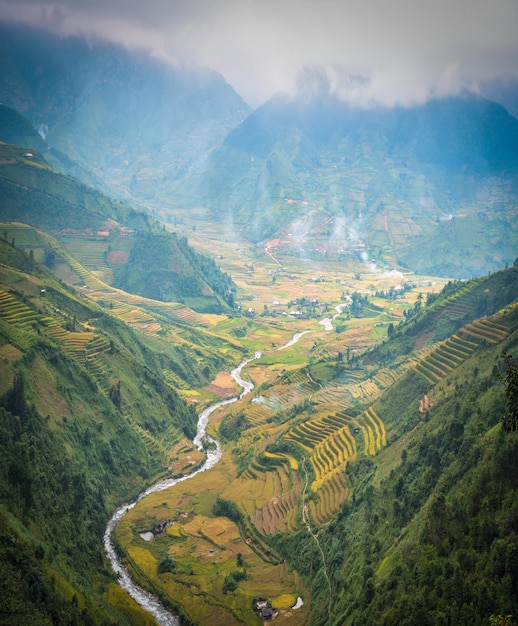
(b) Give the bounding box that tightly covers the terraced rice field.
[0,288,41,327]
[348,378,380,400]
[459,318,510,343]
[168,306,211,327]
[414,317,509,384]
[286,412,351,451]
[245,400,273,425]
[0,288,114,389]
[225,456,300,533]
[358,407,387,456]
[312,384,349,411]
[439,287,477,320]
[251,474,302,534]
[114,305,161,335]
[259,375,319,414]
[309,472,349,525]
[68,240,113,283]
[59,247,112,291]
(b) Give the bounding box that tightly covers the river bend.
[103,351,261,625]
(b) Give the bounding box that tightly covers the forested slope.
[0,240,201,624]
[0,140,236,312]
[269,275,518,625]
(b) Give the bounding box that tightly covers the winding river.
[104,327,312,624]
[103,351,262,625]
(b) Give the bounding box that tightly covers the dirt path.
[301,462,332,621]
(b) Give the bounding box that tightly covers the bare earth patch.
[204,372,239,397]
[107,250,129,264]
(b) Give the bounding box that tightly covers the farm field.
[115,457,310,626]
[110,223,483,623]
[6,214,514,626]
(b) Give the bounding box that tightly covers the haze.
[1,0,517,106]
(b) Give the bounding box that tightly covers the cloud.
[1,0,517,106]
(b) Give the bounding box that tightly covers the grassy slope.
[115,267,517,625]
[0,142,235,312]
[0,240,207,624]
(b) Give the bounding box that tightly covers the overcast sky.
[1,0,517,106]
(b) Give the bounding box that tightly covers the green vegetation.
[501,352,518,432]
[0,239,206,623]
[0,132,516,625]
[265,289,518,625]
[0,142,236,313]
[2,244,516,625]
[113,230,236,311]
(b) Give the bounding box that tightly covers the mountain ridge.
[1,22,516,279]
[179,91,518,278]
[0,21,250,208]
[0,139,236,312]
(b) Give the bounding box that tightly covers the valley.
[101,243,516,624]
[0,21,517,626]
[1,201,517,625]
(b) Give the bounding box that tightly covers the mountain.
[0,104,46,152]
[1,22,516,278]
[0,139,236,312]
[0,104,101,187]
[180,90,518,278]
[0,238,203,624]
[0,21,250,209]
[480,77,518,119]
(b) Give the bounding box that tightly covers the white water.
[104,338,304,624]
[319,301,350,332]
[275,330,310,349]
[104,351,261,625]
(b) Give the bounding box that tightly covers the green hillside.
[263,272,518,625]
[0,238,220,623]
[0,141,236,312]
[298,310,518,625]
[111,264,517,625]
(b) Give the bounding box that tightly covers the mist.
[1,0,517,106]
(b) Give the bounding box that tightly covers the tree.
[501,353,518,432]
[11,376,27,418]
[157,554,176,574]
[490,616,516,626]
[44,248,56,269]
[109,380,122,410]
